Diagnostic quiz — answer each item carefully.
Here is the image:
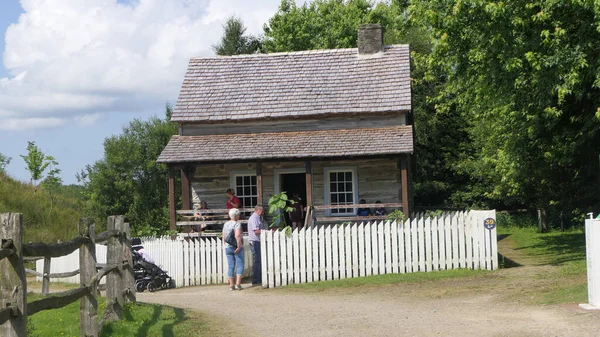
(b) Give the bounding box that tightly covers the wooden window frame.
[324,166,358,216]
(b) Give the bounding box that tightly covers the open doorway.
[278,172,306,226]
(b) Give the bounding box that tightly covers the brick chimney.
[358,23,383,55]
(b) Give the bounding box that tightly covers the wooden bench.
[176,208,254,228]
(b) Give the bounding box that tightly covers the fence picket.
[351,224,358,278]
[319,226,326,281]
[410,219,419,273]
[358,223,366,277]
[444,214,452,270]
[457,212,466,268]
[451,213,459,269]
[345,225,352,278]
[404,219,412,273]
[398,221,405,273]
[325,226,332,281]
[338,226,345,279]
[280,230,288,286]
[183,240,189,287]
[274,231,281,287]
[364,222,372,276]
[306,228,313,283]
[384,220,392,274]
[391,221,399,274]
[267,230,274,288]
[370,222,378,275]
[438,217,446,270]
[293,229,300,284]
[200,239,206,285]
[299,229,306,284]
[431,217,439,271]
[378,221,386,274]
[424,218,431,272]
[332,226,339,280]
[313,227,319,281]
[490,210,498,270]
[417,218,425,272]
[465,212,473,269]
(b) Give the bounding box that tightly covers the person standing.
[226,188,241,209]
[247,204,266,286]
[223,208,244,290]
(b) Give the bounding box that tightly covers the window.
[324,167,358,216]
[230,172,258,209]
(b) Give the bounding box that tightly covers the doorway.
[275,169,307,226]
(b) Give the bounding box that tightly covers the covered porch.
[157,126,414,230]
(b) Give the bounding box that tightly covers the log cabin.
[157,24,414,231]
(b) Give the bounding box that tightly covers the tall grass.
[0,173,85,243]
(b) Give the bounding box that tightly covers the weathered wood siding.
[181,113,407,136]
[190,158,402,217]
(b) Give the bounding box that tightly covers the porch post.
[256,162,263,205]
[181,167,192,210]
[305,161,313,207]
[168,166,176,230]
[400,156,410,217]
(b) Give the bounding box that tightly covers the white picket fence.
[261,210,498,288]
[35,245,107,284]
[37,236,253,288]
[140,236,253,287]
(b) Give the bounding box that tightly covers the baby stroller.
[132,239,176,292]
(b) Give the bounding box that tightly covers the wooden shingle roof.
[171,45,411,122]
[156,126,413,163]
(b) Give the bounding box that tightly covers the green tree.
[79,104,180,236]
[40,157,62,210]
[20,141,54,189]
[411,0,600,228]
[0,153,11,173]
[213,16,262,55]
[263,0,471,210]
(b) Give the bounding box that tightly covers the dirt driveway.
[138,238,600,337]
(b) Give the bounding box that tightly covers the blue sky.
[0,0,282,184]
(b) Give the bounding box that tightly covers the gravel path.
[138,236,600,336]
[138,279,600,337]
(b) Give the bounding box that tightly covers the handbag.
[225,224,238,248]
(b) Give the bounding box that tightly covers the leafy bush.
[387,209,407,223]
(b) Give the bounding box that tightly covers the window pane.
[330,172,336,182]
[236,176,242,185]
[345,172,352,181]
[339,194,346,203]
[332,208,339,214]
[347,194,353,203]
[337,172,345,181]
[236,187,243,196]
[330,183,337,192]
[252,186,257,195]
[252,197,257,206]
[338,182,345,192]
[331,194,338,203]
[244,176,250,185]
[244,186,251,195]
[346,182,352,191]
[251,176,257,185]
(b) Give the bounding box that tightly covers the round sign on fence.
[484,217,496,230]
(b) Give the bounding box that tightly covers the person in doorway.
[248,204,266,286]
[374,200,387,216]
[226,188,241,209]
[288,193,304,230]
[357,199,371,216]
[223,208,244,290]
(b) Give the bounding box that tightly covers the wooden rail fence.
[0,213,134,337]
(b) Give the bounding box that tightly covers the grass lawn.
[27,293,217,337]
[497,226,588,305]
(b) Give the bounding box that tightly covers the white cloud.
[0,0,285,130]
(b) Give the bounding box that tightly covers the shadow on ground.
[513,232,585,265]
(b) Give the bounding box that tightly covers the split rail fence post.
[79,218,99,336]
[41,257,51,295]
[105,215,124,321]
[0,213,27,337]
[122,222,135,303]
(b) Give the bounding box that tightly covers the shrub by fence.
[261,210,498,288]
[0,213,134,337]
